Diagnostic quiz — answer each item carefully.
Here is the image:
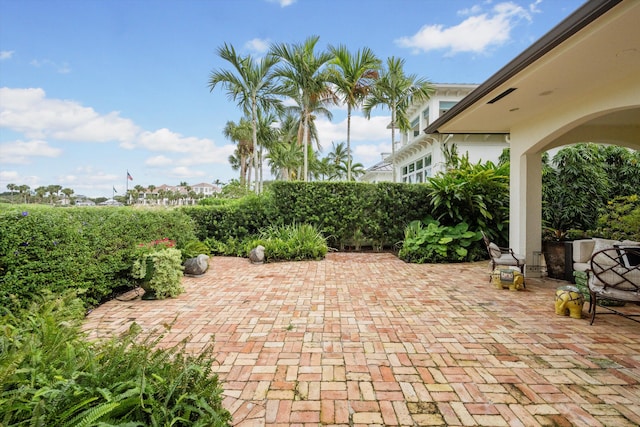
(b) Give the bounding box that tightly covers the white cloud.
[0,87,139,143]
[315,115,391,150]
[135,128,219,153]
[245,38,270,54]
[30,58,71,74]
[354,143,392,164]
[169,167,207,178]
[145,155,174,167]
[0,139,62,164]
[0,50,14,60]
[267,0,296,7]
[395,1,532,55]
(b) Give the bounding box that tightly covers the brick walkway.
[83,253,640,426]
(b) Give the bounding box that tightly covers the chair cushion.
[488,242,502,259]
[496,253,525,265]
[592,238,620,266]
[573,239,596,264]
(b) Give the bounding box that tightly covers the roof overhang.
[424,0,640,137]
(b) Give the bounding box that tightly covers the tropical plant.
[180,239,211,261]
[223,118,254,186]
[209,43,283,193]
[362,56,434,182]
[0,292,231,426]
[398,218,482,263]
[427,153,510,244]
[328,45,381,180]
[247,223,328,261]
[592,194,640,241]
[542,144,610,236]
[270,35,336,181]
[131,239,184,299]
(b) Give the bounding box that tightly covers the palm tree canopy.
[208,43,283,117]
[362,56,434,131]
[270,36,337,180]
[327,45,381,109]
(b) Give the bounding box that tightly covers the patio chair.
[481,231,526,281]
[588,246,640,324]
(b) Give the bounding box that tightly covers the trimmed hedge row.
[183,182,433,250]
[0,206,196,310]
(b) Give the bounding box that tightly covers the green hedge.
[184,182,433,250]
[182,195,272,241]
[0,206,196,310]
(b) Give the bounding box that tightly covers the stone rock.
[249,245,265,264]
[184,254,210,276]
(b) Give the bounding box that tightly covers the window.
[410,117,420,138]
[424,154,432,167]
[416,159,423,170]
[402,166,408,175]
[439,101,457,117]
[422,108,430,128]
[408,163,415,173]
[416,171,423,183]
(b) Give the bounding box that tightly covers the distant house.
[99,198,122,206]
[138,182,222,205]
[361,83,509,183]
[191,182,222,197]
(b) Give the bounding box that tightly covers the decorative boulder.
[249,245,265,264]
[183,254,210,276]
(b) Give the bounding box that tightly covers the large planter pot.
[543,240,573,280]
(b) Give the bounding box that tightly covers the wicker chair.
[588,246,640,324]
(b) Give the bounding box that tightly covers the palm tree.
[223,119,253,186]
[327,141,349,180]
[266,140,303,181]
[209,43,283,193]
[328,45,381,180]
[46,185,62,204]
[270,36,336,181]
[6,183,17,202]
[255,109,280,192]
[18,184,30,203]
[34,186,47,203]
[363,57,434,182]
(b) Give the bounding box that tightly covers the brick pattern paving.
[83,253,640,426]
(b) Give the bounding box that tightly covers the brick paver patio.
[83,253,640,426]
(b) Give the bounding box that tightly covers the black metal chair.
[588,246,640,325]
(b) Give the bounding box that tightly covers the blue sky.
[0,0,585,197]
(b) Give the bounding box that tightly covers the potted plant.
[131,238,184,299]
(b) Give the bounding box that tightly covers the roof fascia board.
[423,0,622,135]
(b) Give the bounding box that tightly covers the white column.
[510,143,543,277]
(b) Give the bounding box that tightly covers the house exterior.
[423,0,640,277]
[361,83,509,183]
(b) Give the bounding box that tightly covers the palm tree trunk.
[347,105,352,181]
[252,101,260,193]
[303,112,309,182]
[391,106,397,183]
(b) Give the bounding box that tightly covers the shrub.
[131,241,184,299]
[246,223,328,262]
[0,292,231,426]
[399,218,482,263]
[180,239,211,261]
[591,194,640,241]
[0,206,197,310]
